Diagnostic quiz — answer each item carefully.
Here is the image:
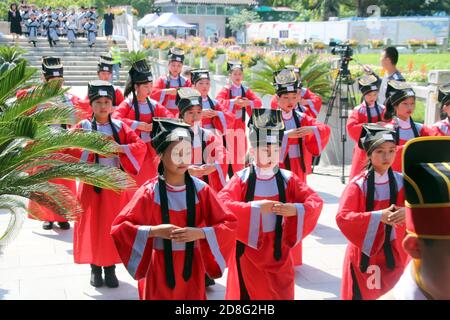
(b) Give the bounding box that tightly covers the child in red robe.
[431,84,450,136]
[26,56,81,230]
[269,65,322,118]
[274,69,330,266]
[216,61,262,177]
[383,80,434,172]
[336,124,408,300]
[151,47,192,117]
[111,118,237,299]
[176,87,228,193]
[71,80,146,288]
[113,59,173,187]
[218,109,323,300]
[347,75,386,180]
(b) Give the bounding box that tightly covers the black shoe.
[205,274,215,287]
[103,265,119,288]
[42,221,53,230]
[56,222,70,230]
[90,264,103,287]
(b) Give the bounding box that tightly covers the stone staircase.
[0,35,129,87]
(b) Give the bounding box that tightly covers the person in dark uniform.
[363,47,405,105]
[103,5,114,42]
[8,3,22,43]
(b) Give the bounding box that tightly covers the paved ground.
[0,169,348,300]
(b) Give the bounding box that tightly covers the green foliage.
[227,9,261,34]
[0,46,134,250]
[248,53,332,100]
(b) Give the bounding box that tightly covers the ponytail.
[383,96,395,121]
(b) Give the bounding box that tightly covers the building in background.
[154,0,257,39]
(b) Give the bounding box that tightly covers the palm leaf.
[27,105,79,126]
[3,163,135,192]
[121,50,151,69]
[0,61,35,108]
[0,80,68,122]
[1,182,83,221]
[0,196,26,251]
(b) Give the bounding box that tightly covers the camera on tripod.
[329,41,353,59]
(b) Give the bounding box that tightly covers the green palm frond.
[121,50,150,69]
[0,61,35,108]
[2,163,135,192]
[0,196,26,251]
[15,153,80,172]
[0,129,120,175]
[247,53,332,100]
[1,182,83,221]
[27,105,78,126]
[0,80,67,122]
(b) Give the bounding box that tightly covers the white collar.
[397,117,411,129]
[374,171,389,184]
[166,182,185,191]
[192,122,201,135]
[393,261,428,300]
[169,75,179,81]
[202,96,209,102]
[254,165,276,179]
[363,101,376,108]
[231,83,241,89]
[282,110,293,120]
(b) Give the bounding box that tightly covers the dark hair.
[123,77,134,98]
[10,3,17,10]
[383,97,396,121]
[384,47,399,65]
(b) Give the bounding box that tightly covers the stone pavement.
[0,170,348,300]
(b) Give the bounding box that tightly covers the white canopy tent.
[147,13,196,29]
[137,13,159,28]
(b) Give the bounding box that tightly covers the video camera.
[329,41,353,59]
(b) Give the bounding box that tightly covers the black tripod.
[321,55,357,184]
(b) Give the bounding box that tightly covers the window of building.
[279,30,289,38]
[187,6,197,15]
[216,6,225,15]
[225,7,236,16]
[206,5,216,15]
[178,6,187,15]
[197,5,206,15]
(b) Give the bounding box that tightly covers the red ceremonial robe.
[216,83,262,174]
[218,167,323,300]
[280,109,331,183]
[200,96,235,136]
[25,92,82,222]
[431,118,450,136]
[270,87,322,118]
[151,75,192,117]
[192,126,228,192]
[111,177,237,300]
[384,117,434,172]
[336,170,408,300]
[280,109,330,265]
[71,118,146,266]
[347,102,386,180]
[112,97,173,186]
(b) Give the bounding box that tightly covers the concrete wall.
[0,21,9,35]
[247,16,450,44]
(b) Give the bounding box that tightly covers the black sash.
[359,168,397,273]
[285,111,306,173]
[158,164,197,289]
[91,115,122,193]
[365,102,382,123]
[395,117,420,143]
[236,165,286,300]
[165,75,182,89]
[229,85,247,122]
